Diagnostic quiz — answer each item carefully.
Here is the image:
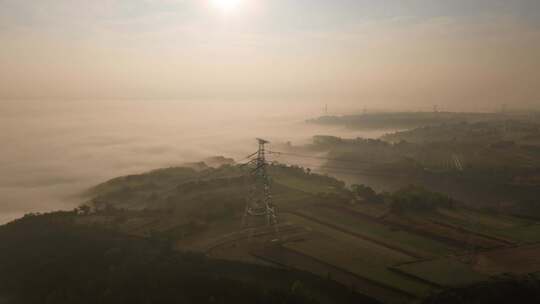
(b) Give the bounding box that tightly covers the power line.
[292,162,405,177]
[237,151,261,164]
[314,167,406,178]
[268,150,374,164]
[266,151,409,177]
[244,150,260,160]
[239,157,258,167]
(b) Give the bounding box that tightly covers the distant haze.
[1,0,539,109]
[0,99,386,224]
[1,1,540,223]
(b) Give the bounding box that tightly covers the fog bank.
[0,99,379,224]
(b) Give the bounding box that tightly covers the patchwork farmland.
[206,201,540,303]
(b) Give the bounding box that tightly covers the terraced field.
[433,208,540,244]
[275,205,540,302]
[284,236,433,298]
[176,203,540,304]
[341,201,536,248]
[297,205,461,258]
[473,244,540,275]
[280,214,436,299]
[393,258,488,287]
[385,213,508,250]
[252,245,413,304]
[282,214,412,262]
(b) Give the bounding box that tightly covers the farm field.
[393,258,488,287]
[473,243,540,275]
[284,235,434,298]
[228,206,540,302]
[253,245,413,304]
[280,213,436,298]
[433,208,540,244]
[311,201,524,251]
[394,243,540,288]
[282,214,412,262]
[298,205,461,258]
[277,206,540,302]
[385,213,507,250]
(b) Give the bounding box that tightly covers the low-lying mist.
[0,99,382,224]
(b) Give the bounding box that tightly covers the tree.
[351,184,383,203]
[78,204,91,215]
[390,185,455,213]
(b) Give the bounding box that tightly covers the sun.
[212,0,243,13]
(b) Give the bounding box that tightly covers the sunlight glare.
[212,0,243,13]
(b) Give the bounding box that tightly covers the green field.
[433,208,540,244]
[284,236,434,298]
[282,213,438,298]
[283,213,412,262]
[394,258,488,287]
[299,206,461,258]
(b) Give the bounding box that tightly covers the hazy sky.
[1,0,539,108]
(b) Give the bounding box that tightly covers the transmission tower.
[243,138,278,228]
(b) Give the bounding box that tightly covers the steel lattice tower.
[243,138,278,228]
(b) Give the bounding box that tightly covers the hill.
[278,125,540,217]
[306,112,509,130]
[6,161,540,303]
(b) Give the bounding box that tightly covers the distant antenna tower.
[243,138,278,228]
[500,104,509,137]
[501,103,508,114]
[324,104,329,116]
